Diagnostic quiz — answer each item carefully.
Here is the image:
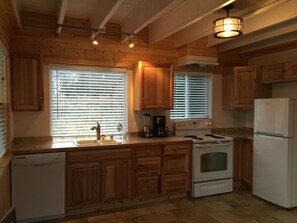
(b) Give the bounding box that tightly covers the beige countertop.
[9,136,193,155]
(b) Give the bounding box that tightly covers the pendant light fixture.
[213,4,243,38]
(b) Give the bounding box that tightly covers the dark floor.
[51,188,297,223]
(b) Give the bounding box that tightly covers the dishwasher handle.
[12,153,65,166]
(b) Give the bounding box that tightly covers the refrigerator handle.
[255,131,284,137]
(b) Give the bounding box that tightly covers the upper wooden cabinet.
[222,66,271,110]
[12,54,43,111]
[262,60,297,83]
[262,63,284,82]
[134,61,173,110]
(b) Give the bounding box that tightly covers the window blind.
[170,73,210,119]
[50,68,127,139]
[0,48,7,157]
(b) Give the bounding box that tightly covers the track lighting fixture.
[213,3,243,38]
[91,31,99,45]
[56,24,137,47]
[128,35,135,48]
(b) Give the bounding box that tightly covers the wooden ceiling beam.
[218,18,297,52]
[239,30,297,54]
[120,0,183,42]
[11,0,22,32]
[56,0,69,37]
[148,0,235,45]
[90,0,124,40]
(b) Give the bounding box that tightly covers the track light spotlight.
[128,35,135,48]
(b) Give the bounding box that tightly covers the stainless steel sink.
[74,139,120,146]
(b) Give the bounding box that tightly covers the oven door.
[193,141,233,182]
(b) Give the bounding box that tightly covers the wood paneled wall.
[11,13,180,70]
[10,12,229,72]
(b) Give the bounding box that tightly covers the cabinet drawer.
[164,174,188,194]
[164,144,189,155]
[134,146,162,158]
[135,176,161,198]
[164,155,187,174]
[135,157,161,176]
[68,148,132,163]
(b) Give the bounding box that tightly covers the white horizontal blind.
[50,68,127,139]
[0,48,7,157]
[170,73,210,119]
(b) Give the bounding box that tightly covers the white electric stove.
[175,119,233,197]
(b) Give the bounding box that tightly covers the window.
[50,67,127,139]
[0,43,8,157]
[170,73,211,119]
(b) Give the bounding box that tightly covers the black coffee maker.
[153,116,169,137]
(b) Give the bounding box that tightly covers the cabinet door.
[233,67,256,109]
[285,60,297,80]
[164,154,189,194]
[67,163,100,208]
[101,159,132,202]
[12,54,43,111]
[135,176,161,199]
[142,65,173,109]
[134,157,162,199]
[135,157,161,177]
[262,64,284,82]
[164,174,188,194]
[242,140,253,189]
[164,155,187,174]
[233,139,243,186]
[222,67,235,109]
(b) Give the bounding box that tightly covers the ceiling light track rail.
[56,24,136,37]
[56,24,137,48]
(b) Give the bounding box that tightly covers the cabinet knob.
[98,172,101,176]
[102,172,106,176]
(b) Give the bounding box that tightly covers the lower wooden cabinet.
[67,148,132,210]
[101,159,132,202]
[164,144,190,194]
[134,147,162,199]
[66,141,192,213]
[233,139,242,185]
[233,139,253,190]
[67,163,100,207]
[242,140,253,188]
[135,176,161,198]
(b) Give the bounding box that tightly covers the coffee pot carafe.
[153,116,169,137]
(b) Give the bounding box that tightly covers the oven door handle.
[194,141,233,148]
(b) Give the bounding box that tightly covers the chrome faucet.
[91,122,101,140]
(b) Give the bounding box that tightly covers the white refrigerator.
[253,98,297,208]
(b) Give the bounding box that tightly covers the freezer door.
[253,134,293,208]
[254,98,294,137]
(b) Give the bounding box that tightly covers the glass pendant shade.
[213,16,243,38]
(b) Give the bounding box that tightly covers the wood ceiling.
[9,0,297,55]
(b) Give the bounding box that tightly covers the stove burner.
[204,134,225,139]
[184,135,204,140]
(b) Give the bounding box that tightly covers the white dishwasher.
[11,152,65,223]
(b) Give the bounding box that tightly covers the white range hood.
[178,55,219,68]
